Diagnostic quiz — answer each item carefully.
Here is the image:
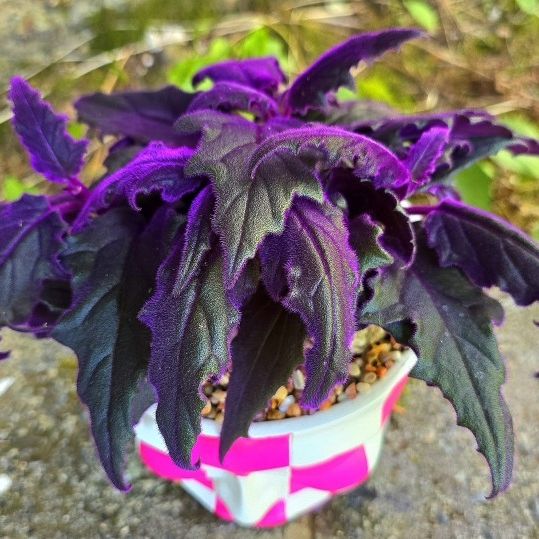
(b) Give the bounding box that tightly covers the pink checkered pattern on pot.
[135,349,417,528]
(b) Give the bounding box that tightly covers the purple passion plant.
[2,28,539,497]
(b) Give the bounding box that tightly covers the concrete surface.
[0,293,538,538]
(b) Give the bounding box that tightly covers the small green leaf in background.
[168,38,233,91]
[239,27,289,71]
[403,0,440,33]
[500,113,539,138]
[454,162,495,211]
[516,0,539,16]
[494,114,539,179]
[335,86,358,102]
[2,176,38,201]
[358,67,416,111]
[68,121,87,140]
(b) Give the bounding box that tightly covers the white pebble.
[278,395,296,413]
[292,370,305,390]
[0,377,14,398]
[0,474,12,496]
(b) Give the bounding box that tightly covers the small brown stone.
[319,398,333,411]
[286,403,302,417]
[201,401,212,416]
[273,386,289,403]
[345,383,358,399]
[267,409,285,420]
[211,389,226,404]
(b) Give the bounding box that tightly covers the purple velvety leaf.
[192,57,286,95]
[354,110,538,186]
[425,200,539,306]
[348,214,393,276]
[352,109,491,147]
[53,207,182,487]
[508,136,539,155]
[187,81,278,119]
[250,126,410,192]
[362,229,512,497]
[258,116,305,139]
[178,110,323,288]
[52,206,182,490]
[259,232,289,302]
[24,278,72,337]
[330,175,415,265]
[173,185,214,295]
[103,138,144,174]
[9,77,88,186]
[262,198,359,407]
[320,100,396,127]
[220,285,305,459]
[139,237,239,469]
[0,195,67,331]
[403,127,449,193]
[285,28,422,114]
[75,86,196,145]
[72,142,198,232]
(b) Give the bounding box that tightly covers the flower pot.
[135,349,417,528]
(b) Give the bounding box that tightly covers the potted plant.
[2,27,538,528]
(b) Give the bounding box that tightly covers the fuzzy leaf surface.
[9,77,88,185]
[187,81,278,119]
[220,286,305,458]
[52,207,182,490]
[330,177,415,265]
[179,111,324,287]
[403,127,449,192]
[263,198,359,407]
[0,195,67,330]
[192,57,286,95]
[362,231,512,497]
[250,126,410,192]
[425,200,539,306]
[140,238,239,469]
[285,28,422,114]
[75,86,196,145]
[73,143,198,231]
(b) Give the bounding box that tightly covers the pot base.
[138,427,385,528]
[135,350,416,527]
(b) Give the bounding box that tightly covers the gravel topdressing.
[200,325,405,424]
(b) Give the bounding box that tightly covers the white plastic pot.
[135,349,417,528]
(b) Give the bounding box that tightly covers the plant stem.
[406,205,436,215]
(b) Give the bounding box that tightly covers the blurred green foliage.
[1,175,38,200]
[168,27,290,91]
[403,0,440,33]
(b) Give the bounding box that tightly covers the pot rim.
[140,348,417,439]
